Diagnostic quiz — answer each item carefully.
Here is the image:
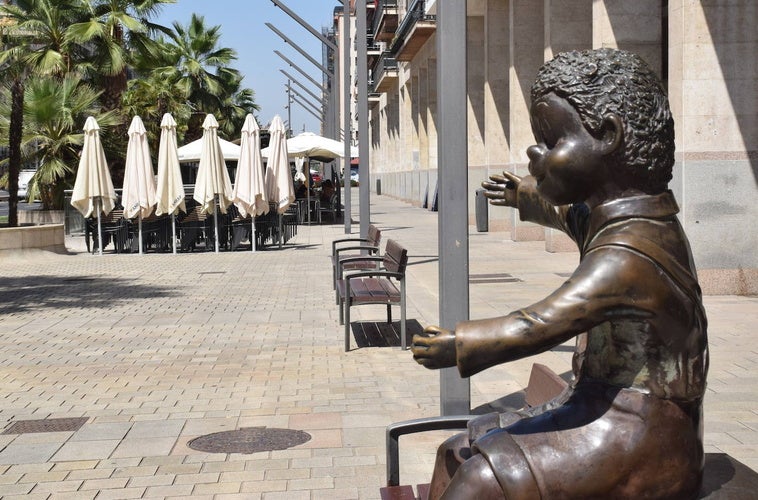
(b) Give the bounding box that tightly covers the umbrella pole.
[172,213,177,254]
[97,199,103,256]
[306,156,311,224]
[138,213,143,255]
[214,195,220,253]
[251,218,256,252]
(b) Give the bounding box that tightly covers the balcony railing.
[390,0,436,61]
[373,0,399,42]
[370,51,398,93]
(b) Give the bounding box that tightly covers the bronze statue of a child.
[412,48,709,499]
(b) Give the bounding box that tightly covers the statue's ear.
[600,113,624,155]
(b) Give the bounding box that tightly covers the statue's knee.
[441,454,502,500]
[437,432,471,464]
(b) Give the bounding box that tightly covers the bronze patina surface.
[412,48,708,499]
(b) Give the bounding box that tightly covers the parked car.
[350,167,359,183]
[18,170,35,198]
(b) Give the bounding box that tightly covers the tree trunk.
[7,76,24,228]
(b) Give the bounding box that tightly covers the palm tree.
[215,77,260,140]
[0,0,82,225]
[20,74,120,209]
[155,14,243,140]
[67,0,175,112]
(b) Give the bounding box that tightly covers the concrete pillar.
[593,0,664,76]
[485,0,511,232]
[546,0,593,58]
[509,0,546,241]
[427,57,439,209]
[668,0,758,294]
[543,0,593,251]
[467,15,487,223]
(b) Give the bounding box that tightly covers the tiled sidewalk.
[0,191,756,499]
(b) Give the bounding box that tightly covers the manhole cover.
[188,427,311,454]
[3,417,88,435]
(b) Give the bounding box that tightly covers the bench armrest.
[334,245,380,258]
[338,256,384,279]
[332,237,370,254]
[386,415,474,486]
[345,270,404,281]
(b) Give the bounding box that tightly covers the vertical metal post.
[286,80,292,135]
[438,0,471,416]
[343,0,352,233]
[356,0,370,239]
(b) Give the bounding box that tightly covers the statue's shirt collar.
[588,191,680,237]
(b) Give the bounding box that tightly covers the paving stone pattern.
[0,190,756,499]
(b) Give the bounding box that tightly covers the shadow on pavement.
[0,275,178,314]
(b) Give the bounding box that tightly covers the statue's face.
[527,93,608,206]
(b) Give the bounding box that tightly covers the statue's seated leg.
[429,432,471,499]
[430,412,519,499]
[439,454,503,500]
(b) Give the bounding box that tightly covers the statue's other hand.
[412,326,457,370]
[482,171,521,207]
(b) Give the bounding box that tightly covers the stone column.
[509,0,545,240]
[467,14,487,224]
[427,57,439,209]
[483,0,510,232]
[668,0,758,294]
[593,0,663,76]
[543,0,593,251]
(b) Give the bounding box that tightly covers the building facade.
[341,0,757,294]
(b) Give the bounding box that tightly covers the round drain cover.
[188,427,311,454]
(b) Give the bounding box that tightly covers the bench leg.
[344,298,351,352]
[401,281,407,350]
[338,294,344,325]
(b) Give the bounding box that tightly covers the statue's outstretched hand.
[482,171,521,207]
[412,326,457,370]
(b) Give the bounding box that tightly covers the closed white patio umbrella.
[193,114,233,253]
[265,115,295,214]
[232,114,268,252]
[71,116,117,256]
[122,116,157,254]
[155,113,186,253]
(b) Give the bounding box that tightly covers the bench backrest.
[383,239,408,275]
[368,224,382,247]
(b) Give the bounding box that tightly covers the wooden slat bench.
[331,224,383,293]
[381,363,569,500]
[336,239,408,351]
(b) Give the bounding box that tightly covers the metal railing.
[370,51,398,92]
[390,0,436,54]
[373,0,399,38]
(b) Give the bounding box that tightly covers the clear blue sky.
[154,0,339,134]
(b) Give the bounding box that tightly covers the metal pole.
[270,0,338,52]
[343,0,352,234]
[356,0,370,239]
[97,198,103,256]
[288,84,323,115]
[266,23,334,79]
[291,95,324,122]
[281,70,327,106]
[286,80,292,135]
[275,51,328,93]
[437,0,471,416]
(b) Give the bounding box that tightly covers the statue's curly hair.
[531,48,674,194]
